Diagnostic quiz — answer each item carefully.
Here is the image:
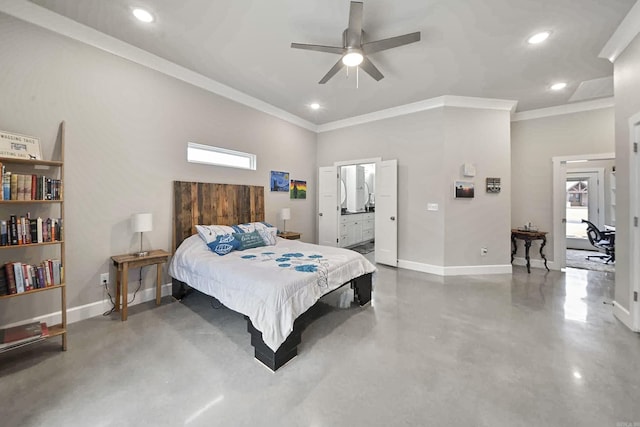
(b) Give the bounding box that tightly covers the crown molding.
[317,95,518,133]
[511,97,615,122]
[599,1,640,63]
[0,0,318,132]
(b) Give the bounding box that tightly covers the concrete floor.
[1,264,639,427]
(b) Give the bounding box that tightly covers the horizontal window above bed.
[187,142,256,170]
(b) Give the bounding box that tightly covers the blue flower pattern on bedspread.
[295,264,318,273]
[238,250,330,288]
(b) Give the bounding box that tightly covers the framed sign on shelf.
[0,130,42,160]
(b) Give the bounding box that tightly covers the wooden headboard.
[172,181,265,252]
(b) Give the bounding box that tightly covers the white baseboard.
[397,259,512,276]
[1,283,173,329]
[512,257,558,271]
[613,301,637,331]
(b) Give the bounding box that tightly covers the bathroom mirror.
[340,163,375,213]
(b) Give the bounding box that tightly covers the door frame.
[565,168,605,250]
[552,153,615,270]
[629,112,640,331]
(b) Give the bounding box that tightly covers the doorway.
[565,169,604,251]
[552,154,614,271]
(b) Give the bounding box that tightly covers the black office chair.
[581,219,615,263]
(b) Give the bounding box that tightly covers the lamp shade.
[132,213,153,233]
[280,208,291,221]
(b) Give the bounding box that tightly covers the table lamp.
[132,213,152,257]
[280,208,291,234]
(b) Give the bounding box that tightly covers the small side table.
[278,231,301,240]
[511,229,549,274]
[111,249,170,321]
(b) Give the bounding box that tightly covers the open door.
[318,166,339,247]
[375,159,398,266]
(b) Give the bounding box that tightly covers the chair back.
[581,219,603,245]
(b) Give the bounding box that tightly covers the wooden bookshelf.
[0,121,67,352]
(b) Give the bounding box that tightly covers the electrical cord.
[102,266,145,316]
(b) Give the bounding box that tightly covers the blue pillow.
[233,230,267,250]
[207,233,241,256]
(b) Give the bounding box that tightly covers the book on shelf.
[0,322,48,351]
[2,170,9,200]
[4,262,16,294]
[13,262,24,293]
[9,215,17,245]
[0,220,6,245]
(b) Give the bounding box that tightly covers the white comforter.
[169,235,376,351]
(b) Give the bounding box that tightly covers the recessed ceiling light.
[528,31,550,44]
[133,8,154,23]
[551,82,567,91]
[310,103,320,110]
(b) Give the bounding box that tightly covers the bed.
[169,181,376,371]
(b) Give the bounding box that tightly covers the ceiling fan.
[291,1,421,84]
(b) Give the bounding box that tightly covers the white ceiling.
[25,0,636,125]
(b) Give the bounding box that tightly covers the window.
[187,142,256,170]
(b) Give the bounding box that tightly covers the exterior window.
[187,142,256,170]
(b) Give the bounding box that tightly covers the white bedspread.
[169,235,376,351]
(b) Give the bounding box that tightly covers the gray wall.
[613,33,640,311]
[0,14,317,324]
[511,108,615,262]
[317,106,512,270]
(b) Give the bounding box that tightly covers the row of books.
[0,215,62,246]
[0,168,62,201]
[0,259,63,295]
[0,322,49,352]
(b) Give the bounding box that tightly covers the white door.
[566,171,601,251]
[375,159,398,266]
[318,166,339,247]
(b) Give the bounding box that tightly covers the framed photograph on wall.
[486,177,501,193]
[290,180,307,199]
[454,181,474,199]
[270,171,290,192]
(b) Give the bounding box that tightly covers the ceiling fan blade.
[346,1,364,47]
[319,58,346,84]
[360,57,384,81]
[291,43,344,55]
[362,32,421,55]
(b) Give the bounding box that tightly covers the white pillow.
[258,227,278,246]
[195,224,236,244]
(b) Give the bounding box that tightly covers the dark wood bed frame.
[171,181,372,371]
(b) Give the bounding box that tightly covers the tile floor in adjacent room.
[1,264,638,427]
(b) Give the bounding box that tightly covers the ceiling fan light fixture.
[132,8,154,23]
[342,51,364,67]
[550,82,567,91]
[310,103,321,110]
[528,31,550,44]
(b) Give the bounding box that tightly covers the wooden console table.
[511,229,549,273]
[111,249,170,321]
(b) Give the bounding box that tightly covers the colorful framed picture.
[454,181,474,199]
[290,180,307,199]
[270,171,290,192]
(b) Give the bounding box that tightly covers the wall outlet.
[100,273,109,286]
[480,247,488,256]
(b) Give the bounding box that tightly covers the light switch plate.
[427,203,439,211]
[463,163,476,177]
